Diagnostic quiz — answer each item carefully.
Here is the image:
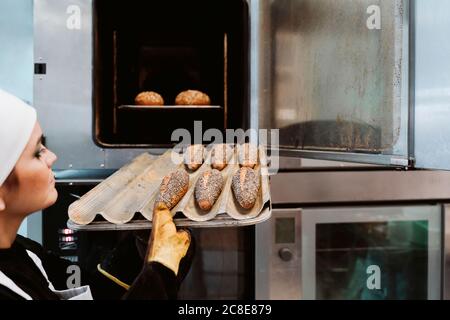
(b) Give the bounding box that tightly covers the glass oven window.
[316,221,429,300]
[263,0,408,157]
[302,206,442,300]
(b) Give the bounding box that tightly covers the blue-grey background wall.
[0,0,41,242]
[0,0,33,103]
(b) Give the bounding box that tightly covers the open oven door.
[251,0,450,170]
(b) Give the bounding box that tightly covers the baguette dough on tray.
[154,169,189,210]
[238,143,258,169]
[194,169,224,211]
[211,144,233,171]
[231,167,261,210]
[68,146,271,227]
[184,144,205,171]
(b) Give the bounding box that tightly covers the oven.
[32,0,450,300]
[256,170,450,300]
[33,0,450,170]
[93,0,249,147]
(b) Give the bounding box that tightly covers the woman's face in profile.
[3,122,58,215]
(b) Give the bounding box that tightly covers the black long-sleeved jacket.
[0,234,194,300]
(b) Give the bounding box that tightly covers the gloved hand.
[146,202,191,276]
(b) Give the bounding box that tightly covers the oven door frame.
[443,204,450,300]
[250,0,412,168]
[251,0,450,171]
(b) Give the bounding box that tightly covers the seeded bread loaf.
[211,144,233,171]
[175,90,211,106]
[194,169,224,211]
[184,144,205,171]
[238,143,258,169]
[154,169,189,210]
[232,167,260,210]
[135,91,164,106]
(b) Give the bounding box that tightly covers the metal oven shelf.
[118,105,222,110]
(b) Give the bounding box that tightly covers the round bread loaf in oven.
[135,91,164,106]
[194,169,224,211]
[175,90,211,106]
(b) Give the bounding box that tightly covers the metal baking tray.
[67,205,271,231]
[67,145,271,230]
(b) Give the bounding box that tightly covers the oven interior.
[94,0,249,147]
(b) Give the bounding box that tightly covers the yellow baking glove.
[147,203,191,275]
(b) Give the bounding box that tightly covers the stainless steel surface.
[57,179,106,185]
[444,204,450,300]
[270,170,450,205]
[414,0,450,170]
[274,149,409,168]
[104,150,161,170]
[257,0,409,165]
[408,0,416,164]
[255,212,271,300]
[250,0,267,143]
[298,158,378,169]
[274,156,380,171]
[55,169,116,181]
[67,206,272,231]
[33,0,163,170]
[33,0,102,170]
[256,209,302,300]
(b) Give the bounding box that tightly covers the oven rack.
[118,105,222,110]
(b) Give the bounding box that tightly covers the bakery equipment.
[93,0,248,147]
[256,170,450,300]
[33,0,450,171]
[66,146,271,229]
[32,0,450,299]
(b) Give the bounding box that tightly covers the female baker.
[0,89,194,300]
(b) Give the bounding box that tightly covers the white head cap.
[0,89,37,186]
